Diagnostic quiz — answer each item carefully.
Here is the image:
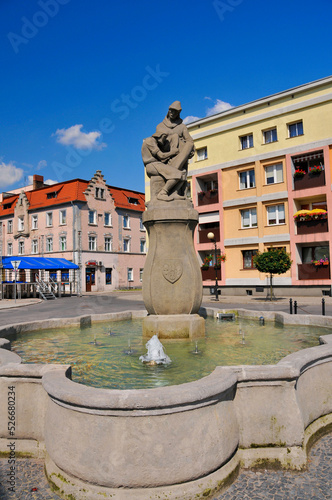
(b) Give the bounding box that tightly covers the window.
[302,246,329,263]
[241,208,257,228]
[95,187,105,199]
[123,215,130,228]
[49,270,57,281]
[240,134,253,150]
[140,217,144,230]
[7,242,13,256]
[139,268,144,282]
[123,238,130,252]
[263,128,277,144]
[104,237,112,252]
[46,237,53,252]
[18,216,24,231]
[267,204,285,225]
[7,220,13,233]
[104,212,111,226]
[140,240,146,253]
[292,150,324,174]
[242,250,258,269]
[31,214,38,229]
[89,210,96,224]
[239,169,255,189]
[128,197,138,205]
[127,268,133,282]
[197,147,207,161]
[89,235,96,251]
[105,268,112,285]
[18,240,25,255]
[59,210,67,225]
[32,239,38,254]
[265,163,283,184]
[61,271,69,282]
[46,212,53,227]
[59,235,67,251]
[288,121,303,138]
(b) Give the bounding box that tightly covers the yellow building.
[187,76,332,296]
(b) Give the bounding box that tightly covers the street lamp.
[11,260,21,304]
[207,232,219,301]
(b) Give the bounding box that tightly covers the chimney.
[33,175,44,190]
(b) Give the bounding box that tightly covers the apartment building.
[186,76,332,295]
[0,170,146,292]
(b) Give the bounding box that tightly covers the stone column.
[142,200,204,338]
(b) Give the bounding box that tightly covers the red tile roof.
[0,178,145,215]
[108,185,145,212]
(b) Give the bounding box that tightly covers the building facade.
[185,76,332,295]
[0,171,146,292]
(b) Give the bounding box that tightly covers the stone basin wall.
[0,309,331,500]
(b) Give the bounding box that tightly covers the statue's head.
[168,101,182,120]
[152,125,167,145]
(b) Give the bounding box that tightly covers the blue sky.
[1,0,331,193]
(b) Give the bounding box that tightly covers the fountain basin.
[0,308,332,500]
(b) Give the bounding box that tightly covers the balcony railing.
[197,191,219,206]
[298,263,330,280]
[198,227,220,244]
[201,266,221,281]
[294,171,325,190]
[296,218,328,235]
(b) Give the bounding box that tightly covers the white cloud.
[54,124,107,150]
[206,99,233,116]
[183,115,200,124]
[37,160,47,170]
[0,162,24,188]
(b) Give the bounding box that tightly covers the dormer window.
[3,203,12,209]
[128,197,138,205]
[47,191,57,199]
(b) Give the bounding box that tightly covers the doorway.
[85,267,96,292]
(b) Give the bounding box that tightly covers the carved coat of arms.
[162,260,183,284]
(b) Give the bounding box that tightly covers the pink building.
[0,171,146,293]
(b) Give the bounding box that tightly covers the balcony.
[197,191,219,207]
[296,218,328,235]
[298,263,330,280]
[198,227,220,244]
[294,170,325,190]
[201,266,221,281]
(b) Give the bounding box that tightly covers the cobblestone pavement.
[0,433,330,499]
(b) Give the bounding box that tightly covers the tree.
[253,248,292,301]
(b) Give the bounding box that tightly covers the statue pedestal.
[143,314,205,339]
[142,199,204,338]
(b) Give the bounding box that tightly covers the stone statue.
[142,101,195,202]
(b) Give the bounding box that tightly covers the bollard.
[294,300,298,314]
[322,298,326,316]
[289,298,293,314]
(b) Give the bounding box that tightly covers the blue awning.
[1,257,79,270]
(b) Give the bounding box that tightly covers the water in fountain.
[139,335,171,365]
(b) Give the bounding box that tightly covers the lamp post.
[11,260,21,304]
[207,232,219,301]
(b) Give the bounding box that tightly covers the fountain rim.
[1,307,332,412]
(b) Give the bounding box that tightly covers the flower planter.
[298,263,330,280]
[296,218,328,235]
[198,227,220,244]
[197,192,219,206]
[201,267,221,281]
[294,171,325,190]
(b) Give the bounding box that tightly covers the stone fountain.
[141,101,205,338]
